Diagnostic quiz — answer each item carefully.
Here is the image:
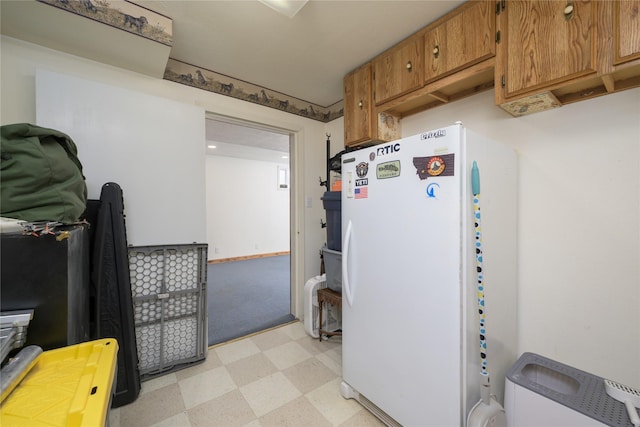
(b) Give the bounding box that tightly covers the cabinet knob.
[433,45,440,59]
[564,3,574,19]
[358,100,363,109]
[406,61,413,71]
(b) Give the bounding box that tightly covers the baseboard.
[208,251,290,264]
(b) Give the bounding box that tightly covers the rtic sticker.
[413,153,455,180]
[369,142,401,161]
[375,143,400,157]
[376,161,401,179]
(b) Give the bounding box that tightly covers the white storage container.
[505,352,634,427]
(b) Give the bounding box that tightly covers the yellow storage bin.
[1,338,118,427]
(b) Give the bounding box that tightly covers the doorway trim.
[204,112,303,319]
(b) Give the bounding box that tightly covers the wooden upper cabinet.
[344,62,401,147]
[344,63,373,146]
[500,0,597,98]
[424,0,495,84]
[614,0,640,65]
[344,0,640,134]
[373,34,424,105]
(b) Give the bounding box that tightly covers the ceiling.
[152,0,464,157]
[205,118,290,162]
[1,0,466,159]
[135,0,465,108]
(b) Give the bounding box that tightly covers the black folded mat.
[88,182,141,408]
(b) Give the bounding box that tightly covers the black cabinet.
[0,225,90,350]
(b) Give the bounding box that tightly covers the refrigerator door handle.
[342,220,354,307]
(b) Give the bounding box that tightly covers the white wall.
[0,35,328,317]
[401,89,640,388]
[206,155,290,260]
[3,34,638,389]
[36,69,206,247]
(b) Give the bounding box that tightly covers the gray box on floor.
[128,243,208,380]
[505,352,635,426]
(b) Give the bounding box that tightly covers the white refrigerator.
[340,123,518,427]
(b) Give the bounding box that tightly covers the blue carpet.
[207,255,294,345]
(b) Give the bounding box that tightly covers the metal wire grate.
[128,244,207,380]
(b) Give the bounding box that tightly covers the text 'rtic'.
[376,143,400,157]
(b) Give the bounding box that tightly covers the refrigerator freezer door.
[341,125,465,426]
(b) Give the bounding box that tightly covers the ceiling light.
[281,155,289,159]
[258,0,308,18]
[208,145,216,149]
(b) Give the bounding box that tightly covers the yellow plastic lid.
[1,338,118,427]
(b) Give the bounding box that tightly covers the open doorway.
[204,116,296,345]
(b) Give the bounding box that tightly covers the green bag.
[1,123,88,224]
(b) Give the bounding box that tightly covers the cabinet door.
[614,0,640,65]
[424,0,495,83]
[344,63,373,146]
[373,34,424,105]
[501,0,597,98]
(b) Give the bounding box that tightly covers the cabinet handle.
[433,45,440,59]
[564,2,574,20]
[358,100,363,109]
[406,61,413,71]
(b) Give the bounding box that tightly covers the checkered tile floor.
[109,321,384,426]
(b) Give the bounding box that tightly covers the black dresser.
[0,224,90,350]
